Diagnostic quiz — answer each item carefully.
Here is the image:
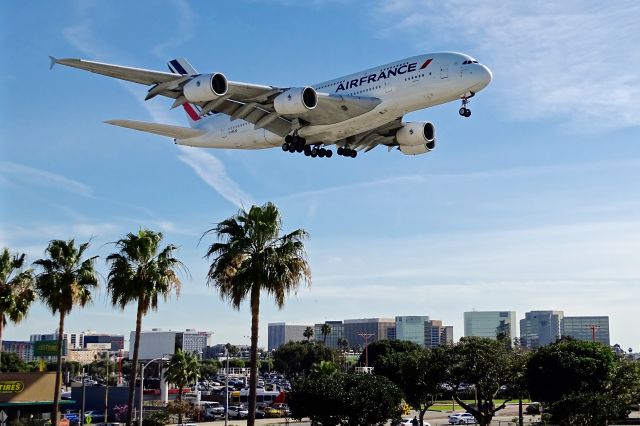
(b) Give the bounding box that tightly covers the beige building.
[66,348,105,364]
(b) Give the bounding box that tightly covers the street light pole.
[104,357,110,423]
[139,357,168,426]
[225,345,229,426]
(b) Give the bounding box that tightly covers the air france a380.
[51,52,492,158]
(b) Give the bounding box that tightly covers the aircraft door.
[219,127,227,139]
[440,64,448,79]
[384,79,393,93]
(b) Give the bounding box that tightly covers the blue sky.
[1,0,639,349]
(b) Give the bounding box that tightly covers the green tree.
[164,349,200,424]
[34,239,98,426]
[199,359,220,378]
[0,248,35,368]
[0,352,28,372]
[303,326,314,342]
[358,339,422,381]
[441,337,513,426]
[204,202,311,426]
[289,372,402,426]
[320,323,332,344]
[272,341,335,379]
[526,340,638,424]
[398,347,446,426]
[106,229,184,426]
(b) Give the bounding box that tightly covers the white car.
[397,418,431,426]
[448,412,477,424]
[227,405,248,419]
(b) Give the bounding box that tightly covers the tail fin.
[168,58,201,127]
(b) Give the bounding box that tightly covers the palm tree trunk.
[126,299,144,426]
[0,317,4,371]
[247,284,260,426]
[52,312,65,426]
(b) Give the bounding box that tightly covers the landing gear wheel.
[311,147,318,158]
[318,148,326,158]
[304,145,312,155]
[459,107,467,116]
[350,150,357,158]
[464,108,471,117]
[288,144,296,153]
[285,135,294,144]
[282,142,290,151]
[296,144,304,153]
[337,147,344,156]
[326,149,333,158]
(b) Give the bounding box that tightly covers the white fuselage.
[180,52,492,149]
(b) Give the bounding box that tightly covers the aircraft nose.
[476,64,493,89]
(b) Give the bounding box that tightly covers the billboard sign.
[0,373,56,403]
[34,340,65,357]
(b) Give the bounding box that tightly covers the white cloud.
[372,0,640,130]
[0,161,93,197]
[151,0,195,59]
[177,147,254,208]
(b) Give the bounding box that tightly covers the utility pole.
[357,333,374,367]
[586,324,600,342]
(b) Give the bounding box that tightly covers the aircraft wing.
[104,120,207,139]
[51,57,382,134]
[328,119,404,153]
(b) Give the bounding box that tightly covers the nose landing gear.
[458,92,475,118]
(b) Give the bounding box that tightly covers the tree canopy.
[272,340,336,379]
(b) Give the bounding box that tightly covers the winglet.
[49,56,58,70]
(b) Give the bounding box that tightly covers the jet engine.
[273,87,318,115]
[183,73,228,103]
[395,122,436,155]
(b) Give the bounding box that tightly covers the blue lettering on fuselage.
[335,61,420,92]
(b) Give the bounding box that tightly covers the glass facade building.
[464,311,517,340]
[395,316,430,346]
[313,321,344,348]
[562,316,610,345]
[520,311,564,349]
[267,323,310,350]
[343,318,396,350]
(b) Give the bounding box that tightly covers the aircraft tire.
[282,143,290,151]
[337,147,344,156]
[296,145,304,153]
[326,150,333,158]
[459,107,467,116]
[350,150,357,158]
[464,109,471,117]
[304,145,312,155]
[285,135,294,144]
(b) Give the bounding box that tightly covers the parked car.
[227,405,248,419]
[525,402,541,415]
[396,418,430,426]
[448,412,477,424]
[263,407,282,418]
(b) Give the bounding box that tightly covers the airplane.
[50,52,492,159]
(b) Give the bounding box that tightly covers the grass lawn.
[427,399,531,412]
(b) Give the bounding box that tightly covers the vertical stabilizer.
[168,58,201,127]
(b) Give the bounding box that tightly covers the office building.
[520,311,564,349]
[2,341,36,362]
[425,320,454,348]
[267,323,310,350]
[129,328,212,360]
[562,316,610,346]
[83,332,125,351]
[395,316,430,346]
[313,321,344,349]
[464,311,517,340]
[343,318,396,349]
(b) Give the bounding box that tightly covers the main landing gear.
[337,146,357,158]
[282,135,333,158]
[458,92,475,118]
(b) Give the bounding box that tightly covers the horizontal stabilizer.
[104,120,206,139]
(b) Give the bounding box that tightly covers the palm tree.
[320,323,332,345]
[106,229,184,426]
[0,248,35,368]
[204,202,311,426]
[164,349,200,424]
[33,240,98,426]
[304,326,314,342]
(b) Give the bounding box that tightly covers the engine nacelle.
[273,87,318,115]
[183,73,228,103]
[395,122,436,155]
